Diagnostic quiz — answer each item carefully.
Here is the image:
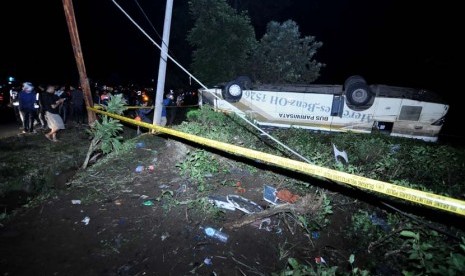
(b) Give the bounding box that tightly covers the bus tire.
[222,81,243,102]
[235,75,253,90]
[346,82,372,106]
[344,75,366,90]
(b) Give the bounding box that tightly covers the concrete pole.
[62,0,97,124]
[153,0,174,126]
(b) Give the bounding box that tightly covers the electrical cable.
[111,0,313,164]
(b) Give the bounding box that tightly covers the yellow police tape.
[89,107,465,217]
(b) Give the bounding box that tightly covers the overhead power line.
[111,0,312,164]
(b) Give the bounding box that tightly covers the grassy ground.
[1,108,464,275]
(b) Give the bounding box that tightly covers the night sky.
[1,0,462,138]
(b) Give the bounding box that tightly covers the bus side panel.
[391,99,447,141]
[372,98,402,122]
[329,101,376,133]
[369,98,403,135]
[241,90,334,128]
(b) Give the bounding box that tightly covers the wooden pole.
[62,0,97,124]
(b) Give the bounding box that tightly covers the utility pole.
[62,0,97,124]
[153,0,174,126]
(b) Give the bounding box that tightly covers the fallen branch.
[224,194,322,230]
[367,225,405,253]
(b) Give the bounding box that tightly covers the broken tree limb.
[224,194,322,230]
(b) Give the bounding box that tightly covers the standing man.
[18,82,38,134]
[167,90,177,126]
[70,86,85,125]
[161,93,173,127]
[56,85,70,125]
[9,86,23,126]
[36,85,47,130]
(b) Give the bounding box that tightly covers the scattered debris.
[161,232,170,241]
[251,218,283,234]
[265,185,299,204]
[81,216,90,225]
[333,143,349,163]
[276,189,300,204]
[226,195,263,214]
[235,181,246,193]
[315,256,326,264]
[135,165,154,173]
[207,194,265,214]
[203,257,213,266]
[263,185,284,205]
[142,200,154,206]
[257,218,272,230]
[208,195,236,211]
[370,213,391,232]
[225,194,322,230]
[390,144,401,154]
[176,184,187,194]
[204,227,229,243]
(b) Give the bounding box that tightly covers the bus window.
[399,106,422,121]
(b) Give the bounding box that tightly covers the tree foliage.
[187,0,257,85]
[187,1,324,85]
[250,20,324,84]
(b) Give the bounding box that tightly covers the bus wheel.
[346,82,372,106]
[222,80,243,102]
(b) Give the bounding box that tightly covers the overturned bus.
[199,75,449,142]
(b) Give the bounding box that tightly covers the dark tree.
[187,0,257,85]
[250,20,324,84]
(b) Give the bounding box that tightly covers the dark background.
[1,0,462,140]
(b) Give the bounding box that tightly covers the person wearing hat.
[18,82,39,134]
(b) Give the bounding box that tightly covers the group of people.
[135,90,179,127]
[11,82,85,142]
[10,82,191,139]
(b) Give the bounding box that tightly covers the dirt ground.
[0,120,432,276]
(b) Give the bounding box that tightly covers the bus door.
[329,95,344,130]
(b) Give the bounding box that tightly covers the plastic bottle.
[204,227,229,243]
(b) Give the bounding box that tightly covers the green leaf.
[400,230,419,239]
[349,254,355,264]
[287,258,298,269]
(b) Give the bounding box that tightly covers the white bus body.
[199,76,449,142]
